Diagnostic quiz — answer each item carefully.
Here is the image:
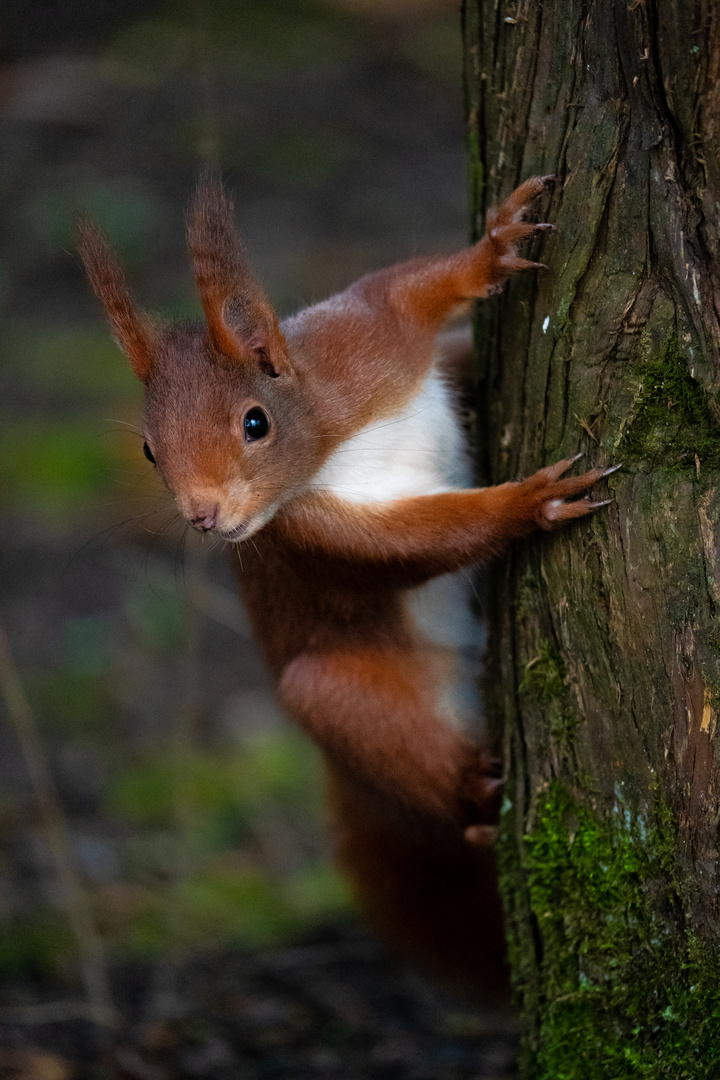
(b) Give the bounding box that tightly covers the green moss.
[504,782,720,1079]
[518,639,581,747]
[622,333,720,473]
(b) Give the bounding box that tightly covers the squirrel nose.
[188,504,219,532]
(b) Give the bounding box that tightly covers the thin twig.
[0,622,120,1032]
[147,550,203,1021]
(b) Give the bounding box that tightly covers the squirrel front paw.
[522,455,620,530]
[476,175,558,297]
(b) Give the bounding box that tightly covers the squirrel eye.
[143,441,156,464]
[243,407,270,441]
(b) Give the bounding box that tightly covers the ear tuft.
[77,218,158,382]
[186,172,293,375]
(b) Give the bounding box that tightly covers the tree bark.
[463,1,720,1075]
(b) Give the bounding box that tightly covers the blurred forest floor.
[0,0,517,1075]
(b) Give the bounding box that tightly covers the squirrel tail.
[326,766,510,1003]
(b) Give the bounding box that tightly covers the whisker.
[308,400,437,440]
[173,522,190,594]
[208,534,226,555]
[328,445,457,456]
[60,505,177,577]
[306,485,378,494]
[458,565,483,608]
[139,513,183,540]
[348,403,435,433]
[307,483,456,498]
[100,419,145,436]
[137,512,185,597]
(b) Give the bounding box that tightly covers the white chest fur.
[309,366,484,735]
[309,367,472,503]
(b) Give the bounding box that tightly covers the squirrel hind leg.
[327,766,510,1004]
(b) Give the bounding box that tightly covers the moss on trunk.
[500,783,720,1078]
[463,1,720,1074]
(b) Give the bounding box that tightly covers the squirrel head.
[78,175,318,540]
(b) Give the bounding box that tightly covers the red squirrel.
[79,174,613,997]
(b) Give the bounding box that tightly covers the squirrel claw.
[464,824,498,847]
[482,777,504,795]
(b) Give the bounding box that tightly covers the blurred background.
[0,1,518,1075]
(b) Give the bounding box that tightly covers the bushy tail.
[327,765,510,1003]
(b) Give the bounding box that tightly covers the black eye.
[143,441,156,464]
[243,408,270,441]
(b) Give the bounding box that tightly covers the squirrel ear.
[77,218,158,383]
[186,172,294,375]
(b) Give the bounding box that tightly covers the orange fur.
[185,174,293,375]
[80,174,611,997]
[77,218,159,381]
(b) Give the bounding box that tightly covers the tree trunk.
[463,1,720,1075]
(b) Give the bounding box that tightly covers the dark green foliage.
[103,732,350,952]
[30,670,114,736]
[0,420,113,513]
[124,572,189,656]
[0,909,75,980]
